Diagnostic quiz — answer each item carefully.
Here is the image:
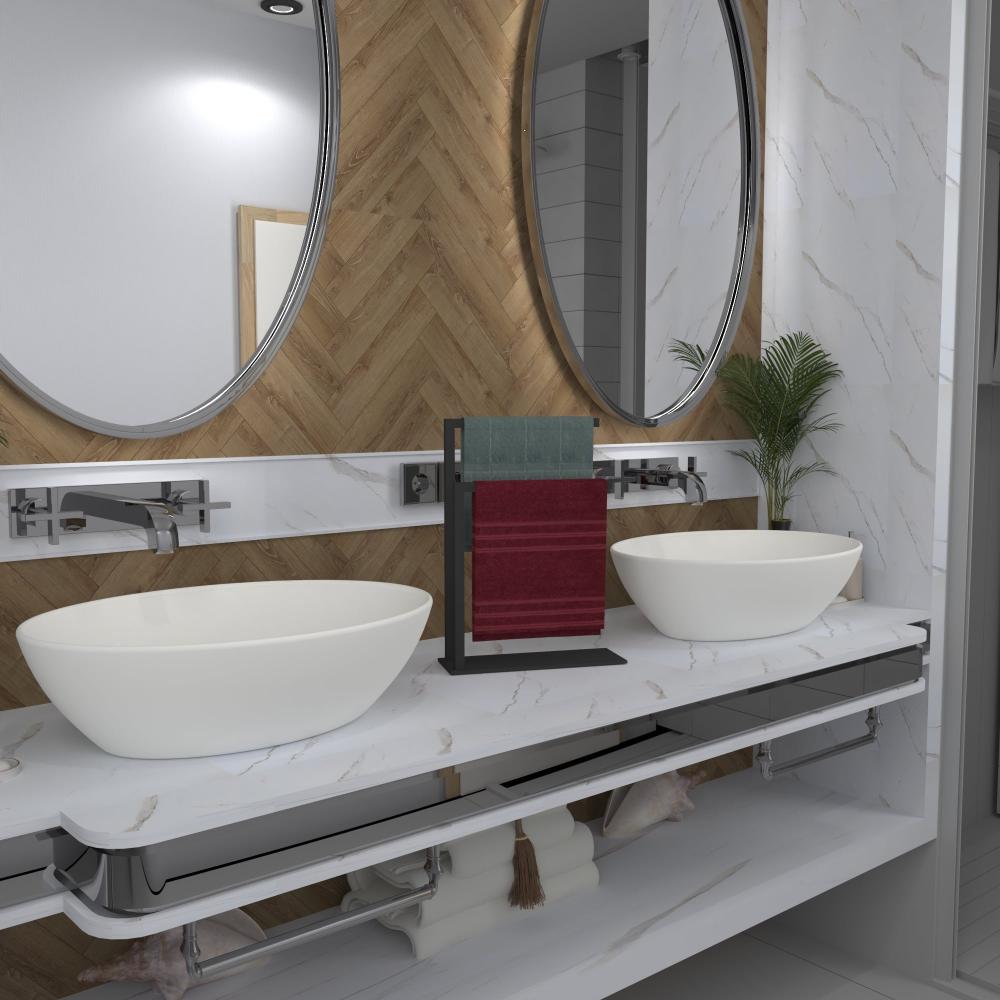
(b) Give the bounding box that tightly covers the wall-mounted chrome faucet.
[9,480,230,555]
[607,458,708,506]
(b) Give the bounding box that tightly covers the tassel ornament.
[508,818,546,909]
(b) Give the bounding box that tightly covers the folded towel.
[461,416,595,549]
[472,478,608,641]
[350,823,594,926]
[374,806,576,881]
[342,863,600,960]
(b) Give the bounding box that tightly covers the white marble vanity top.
[0,601,925,850]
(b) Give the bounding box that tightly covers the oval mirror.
[0,0,338,438]
[524,0,758,426]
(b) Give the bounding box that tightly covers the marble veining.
[0,601,924,851]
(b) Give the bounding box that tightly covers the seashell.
[77,909,266,1000]
[602,770,703,839]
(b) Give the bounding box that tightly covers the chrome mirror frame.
[522,0,760,427]
[0,0,340,439]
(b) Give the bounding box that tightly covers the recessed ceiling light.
[260,1,302,14]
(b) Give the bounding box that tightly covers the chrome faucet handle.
[20,510,88,523]
[171,498,232,513]
[168,491,232,514]
[167,490,231,536]
[15,498,87,524]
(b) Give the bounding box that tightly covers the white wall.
[0,0,318,427]
[644,0,742,414]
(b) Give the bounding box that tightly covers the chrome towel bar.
[183,845,443,980]
[756,707,882,781]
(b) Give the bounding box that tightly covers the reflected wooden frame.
[237,205,309,369]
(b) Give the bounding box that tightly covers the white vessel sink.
[17,580,432,759]
[611,530,862,641]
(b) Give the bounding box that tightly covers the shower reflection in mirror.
[528,0,757,426]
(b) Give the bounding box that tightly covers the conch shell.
[602,770,703,839]
[78,909,266,1000]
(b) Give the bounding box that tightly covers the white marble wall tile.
[761,0,953,824]
[762,0,950,611]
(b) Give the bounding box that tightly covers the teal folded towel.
[461,416,595,548]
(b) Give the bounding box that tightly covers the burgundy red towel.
[471,479,608,642]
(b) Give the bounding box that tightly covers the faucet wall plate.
[8,479,228,546]
[401,463,441,504]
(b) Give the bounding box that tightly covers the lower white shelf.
[73,769,935,1000]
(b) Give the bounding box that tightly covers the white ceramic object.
[16,580,432,759]
[611,530,863,641]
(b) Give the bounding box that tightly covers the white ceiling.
[538,0,647,72]
[205,0,316,31]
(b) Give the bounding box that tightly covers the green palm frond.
[668,340,709,372]
[674,332,842,522]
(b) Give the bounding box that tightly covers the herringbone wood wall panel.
[0,0,765,995]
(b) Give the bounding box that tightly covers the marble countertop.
[0,602,926,851]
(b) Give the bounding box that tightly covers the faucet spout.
[674,470,708,506]
[144,509,180,555]
[61,490,180,555]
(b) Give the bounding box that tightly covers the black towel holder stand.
[438,418,627,676]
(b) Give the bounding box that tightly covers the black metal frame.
[439,418,627,675]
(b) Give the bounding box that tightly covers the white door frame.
[932,0,990,990]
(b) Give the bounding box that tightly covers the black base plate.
[439,647,627,675]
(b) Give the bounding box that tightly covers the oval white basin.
[611,530,862,641]
[16,580,432,759]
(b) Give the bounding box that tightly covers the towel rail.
[439,417,627,675]
[183,846,443,980]
[755,707,883,781]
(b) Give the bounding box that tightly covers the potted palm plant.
[671,332,842,529]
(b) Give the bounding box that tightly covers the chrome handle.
[168,491,231,514]
[19,510,86,523]
[14,500,86,523]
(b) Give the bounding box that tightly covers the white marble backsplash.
[762,0,950,612]
[0,440,757,562]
